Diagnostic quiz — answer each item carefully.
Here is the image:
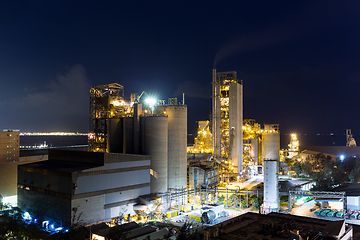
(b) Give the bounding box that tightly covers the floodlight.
[145,98,157,106]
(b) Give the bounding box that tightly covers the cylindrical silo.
[263,159,279,213]
[262,132,280,161]
[155,105,187,191]
[141,116,168,193]
[250,138,259,165]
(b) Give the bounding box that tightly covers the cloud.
[0,64,91,132]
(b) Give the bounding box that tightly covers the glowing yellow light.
[112,100,123,106]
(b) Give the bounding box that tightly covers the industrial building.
[0,132,50,207]
[88,83,187,193]
[212,69,243,174]
[188,166,218,190]
[0,129,20,162]
[17,149,151,229]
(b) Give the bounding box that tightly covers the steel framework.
[288,190,346,211]
[89,83,126,152]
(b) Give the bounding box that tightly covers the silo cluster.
[154,105,187,191]
[89,83,188,194]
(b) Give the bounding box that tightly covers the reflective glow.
[340,155,345,161]
[3,195,17,206]
[23,212,32,221]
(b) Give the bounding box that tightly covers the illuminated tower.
[88,83,133,152]
[212,69,243,173]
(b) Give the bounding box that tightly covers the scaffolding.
[192,121,213,154]
[88,83,132,152]
[212,71,240,159]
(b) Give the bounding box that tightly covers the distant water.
[281,134,353,149]
[20,134,355,150]
[20,135,88,148]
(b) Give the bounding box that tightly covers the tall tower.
[346,129,357,147]
[88,83,133,152]
[263,159,279,213]
[212,69,243,173]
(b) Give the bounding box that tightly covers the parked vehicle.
[344,210,353,219]
[314,208,325,215]
[350,211,359,219]
[320,209,331,216]
[327,209,338,217]
[336,210,344,218]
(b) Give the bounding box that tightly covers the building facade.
[212,70,243,173]
[18,149,150,229]
[0,129,20,162]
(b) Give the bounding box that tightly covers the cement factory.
[3,69,318,238]
[83,69,283,220]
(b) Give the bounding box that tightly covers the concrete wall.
[18,184,71,228]
[73,153,151,223]
[71,195,105,226]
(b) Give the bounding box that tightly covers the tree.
[250,196,263,210]
[293,161,302,177]
[349,161,360,183]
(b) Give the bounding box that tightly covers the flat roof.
[333,183,360,196]
[19,159,101,173]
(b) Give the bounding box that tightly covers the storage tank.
[263,159,279,213]
[141,116,168,193]
[155,105,187,191]
[200,203,224,224]
[250,138,259,164]
[107,117,134,153]
[262,132,280,161]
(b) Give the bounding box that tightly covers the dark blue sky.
[0,1,359,135]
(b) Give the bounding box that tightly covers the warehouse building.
[18,149,150,229]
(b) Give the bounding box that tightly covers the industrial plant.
[10,69,287,234]
[6,68,360,240]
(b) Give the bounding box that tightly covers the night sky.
[1,1,359,135]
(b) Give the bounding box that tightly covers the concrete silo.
[140,116,168,193]
[263,159,279,213]
[250,138,259,165]
[262,124,280,162]
[155,105,187,191]
[107,117,134,153]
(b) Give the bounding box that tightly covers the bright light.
[145,98,157,106]
[23,212,32,221]
[112,100,124,106]
[340,155,345,161]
